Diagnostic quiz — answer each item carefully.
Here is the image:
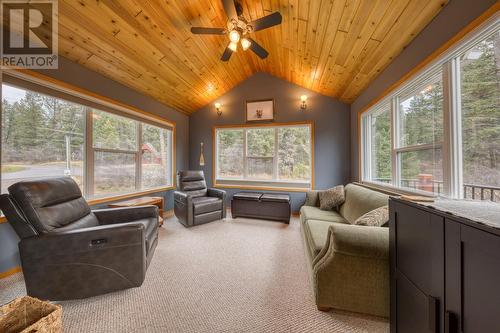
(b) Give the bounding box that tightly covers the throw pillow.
[354,206,389,227]
[318,185,345,211]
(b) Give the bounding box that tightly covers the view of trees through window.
[365,27,499,200]
[216,124,312,184]
[1,84,85,193]
[369,107,391,182]
[1,83,173,197]
[460,30,500,195]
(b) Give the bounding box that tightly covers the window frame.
[213,121,314,192]
[360,13,499,198]
[0,69,176,206]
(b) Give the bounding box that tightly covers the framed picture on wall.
[246,99,275,122]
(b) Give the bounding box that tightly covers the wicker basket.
[0,296,62,333]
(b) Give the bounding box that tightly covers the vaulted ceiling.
[56,0,448,114]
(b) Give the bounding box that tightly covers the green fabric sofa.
[300,183,390,317]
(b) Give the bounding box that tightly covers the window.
[1,79,174,200]
[396,72,444,193]
[361,17,499,201]
[1,84,86,193]
[215,123,313,189]
[460,30,500,201]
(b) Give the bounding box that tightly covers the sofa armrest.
[304,190,320,207]
[311,223,390,317]
[327,224,389,259]
[93,206,158,225]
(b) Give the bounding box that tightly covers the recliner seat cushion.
[8,177,98,233]
[192,196,222,215]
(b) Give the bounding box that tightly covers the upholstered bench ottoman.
[231,192,291,223]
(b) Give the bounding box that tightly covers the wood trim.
[356,3,499,180]
[87,186,174,206]
[212,121,315,191]
[356,2,499,117]
[213,184,310,193]
[0,266,22,279]
[163,209,174,218]
[6,68,180,124]
[214,121,314,129]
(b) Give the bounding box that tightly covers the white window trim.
[361,13,500,198]
[214,123,314,190]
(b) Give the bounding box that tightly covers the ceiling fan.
[190,0,282,61]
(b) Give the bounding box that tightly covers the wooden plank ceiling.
[56,0,448,114]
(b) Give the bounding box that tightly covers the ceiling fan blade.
[247,38,269,59]
[191,27,226,35]
[221,44,233,62]
[222,0,238,20]
[249,12,282,32]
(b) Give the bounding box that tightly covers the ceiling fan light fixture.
[229,30,240,43]
[241,38,251,51]
[228,42,238,52]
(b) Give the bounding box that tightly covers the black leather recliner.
[174,171,226,227]
[0,177,158,301]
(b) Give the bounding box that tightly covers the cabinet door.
[445,221,500,333]
[390,201,444,333]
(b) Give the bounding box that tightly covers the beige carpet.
[0,216,388,332]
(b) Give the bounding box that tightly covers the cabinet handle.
[445,311,458,333]
[428,296,439,332]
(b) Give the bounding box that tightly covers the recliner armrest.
[207,188,226,199]
[19,223,146,259]
[93,206,158,225]
[208,188,227,218]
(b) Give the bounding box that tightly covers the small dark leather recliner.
[174,171,226,227]
[0,177,158,301]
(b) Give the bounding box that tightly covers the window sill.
[359,180,439,198]
[214,179,312,192]
[87,186,175,205]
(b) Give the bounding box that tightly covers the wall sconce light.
[300,95,308,110]
[215,102,222,116]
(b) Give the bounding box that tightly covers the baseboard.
[0,266,21,279]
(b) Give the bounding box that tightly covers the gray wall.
[189,72,351,211]
[0,57,189,273]
[349,0,498,181]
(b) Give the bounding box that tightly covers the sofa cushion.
[318,185,345,211]
[339,184,389,224]
[354,206,389,227]
[192,196,222,215]
[300,206,348,224]
[304,190,320,207]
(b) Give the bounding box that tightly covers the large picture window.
[215,123,313,190]
[1,79,174,200]
[361,19,499,201]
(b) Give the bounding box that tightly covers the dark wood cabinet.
[390,198,500,333]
